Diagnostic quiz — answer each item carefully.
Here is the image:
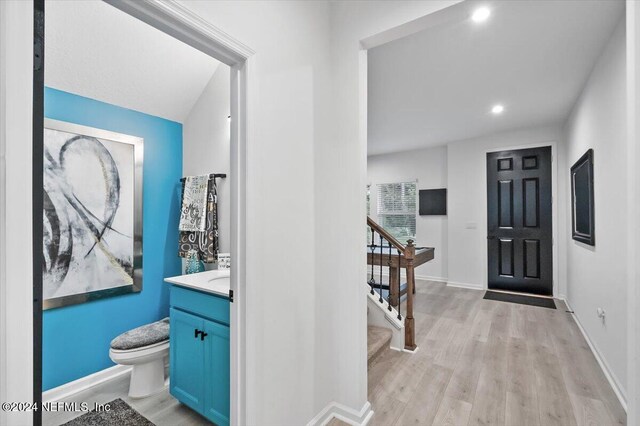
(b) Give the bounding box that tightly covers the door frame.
[0,0,254,424]
[103,0,254,425]
[484,141,560,298]
[101,4,254,423]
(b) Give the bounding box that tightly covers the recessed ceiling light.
[472,7,491,23]
[491,104,505,114]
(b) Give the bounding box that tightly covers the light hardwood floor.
[43,374,211,426]
[356,281,625,426]
[45,281,625,426]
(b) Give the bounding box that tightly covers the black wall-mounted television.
[419,189,447,215]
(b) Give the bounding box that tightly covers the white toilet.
[109,318,170,398]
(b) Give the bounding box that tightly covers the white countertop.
[164,270,231,298]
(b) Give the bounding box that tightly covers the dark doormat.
[62,398,155,426]
[484,291,556,309]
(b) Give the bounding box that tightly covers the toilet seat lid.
[110,317,169,350]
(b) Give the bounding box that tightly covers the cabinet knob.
[200,332,208,341]
[194,329,201,339]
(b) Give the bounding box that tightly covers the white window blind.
[377,181,417,243]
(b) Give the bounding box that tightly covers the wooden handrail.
[366,216,417,351]
[403,240,417,351]
[367,216,405,252]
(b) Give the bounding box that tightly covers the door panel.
[169,308,205,413]
[487,147,552,295]
[498,180,514,228]
[498,238,514,277]
[203,319,230,426]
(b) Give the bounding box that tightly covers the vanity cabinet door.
[203,319,230,426]
[170,308,205,413]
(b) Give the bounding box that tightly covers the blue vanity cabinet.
[203,320,230,426]
[169,285,230,426]
[169,308,205,413]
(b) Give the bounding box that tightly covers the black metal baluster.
[396,248,402,321]
[378,234,384,303]
[388,241,393,311]
[368,228,376,295]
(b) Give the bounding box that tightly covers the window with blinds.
[377,181,417,243]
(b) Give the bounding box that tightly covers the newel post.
[404,239,417,351]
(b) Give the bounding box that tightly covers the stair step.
[367,325,392,367]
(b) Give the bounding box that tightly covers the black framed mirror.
[571,149,595,246]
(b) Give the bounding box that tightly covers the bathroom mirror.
[571,149,595,246]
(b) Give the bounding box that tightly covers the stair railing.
[366,216,417,351]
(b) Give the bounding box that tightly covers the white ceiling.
[367,0,625,155]
[45,0,220,123]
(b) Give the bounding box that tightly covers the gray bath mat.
[62,398,155,426]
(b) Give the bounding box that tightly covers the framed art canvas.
[570,149,595,246]
[42,119,143,309]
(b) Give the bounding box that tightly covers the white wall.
[626,1,640,422]
[2,1,471,424]
[183,65,231,254]
[367,146,448,281]
[322,1,460,417]
[563,19,627,397]
[447,125,564,290]
[177,2,328,424]
[0,1,34,425]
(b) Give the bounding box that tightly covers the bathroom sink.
[164,270,230,298]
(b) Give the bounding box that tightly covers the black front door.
[487,146,552,296]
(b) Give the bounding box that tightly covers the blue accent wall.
[43,87,182,390]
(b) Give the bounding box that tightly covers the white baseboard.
[43,364,132,403]
[446,280,484,291]
[308,401,373,426]
[561,298,627,412]
[414,274,448,283]
[373,270,448,284]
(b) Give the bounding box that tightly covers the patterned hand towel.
[179,175,209,232]
[178,177,219,263]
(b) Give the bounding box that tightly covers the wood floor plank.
[469,303,494,343]
[375,350,431,404]
[432,396,472,426]
[504,337,540,425]
[505,390,539,426]
[393,364,453,426]
[368,387,407,426]
[532,343,578,426]
[434,320,470,369]
[442,337,486,404]
[568,393,616,426]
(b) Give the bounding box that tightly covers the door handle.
[194,329,202,339]
[200,332,208,341]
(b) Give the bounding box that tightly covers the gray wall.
[183,65,231,254]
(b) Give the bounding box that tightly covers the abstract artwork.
[43,119,143,309]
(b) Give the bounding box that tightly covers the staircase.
[365,216,435,353]
[366,216,417,351]
[367,326,392,366]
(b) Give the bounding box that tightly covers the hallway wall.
[563,18,627,399]
[367,146,448,281]
[446,125,565,290]
[172,2,330,423]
